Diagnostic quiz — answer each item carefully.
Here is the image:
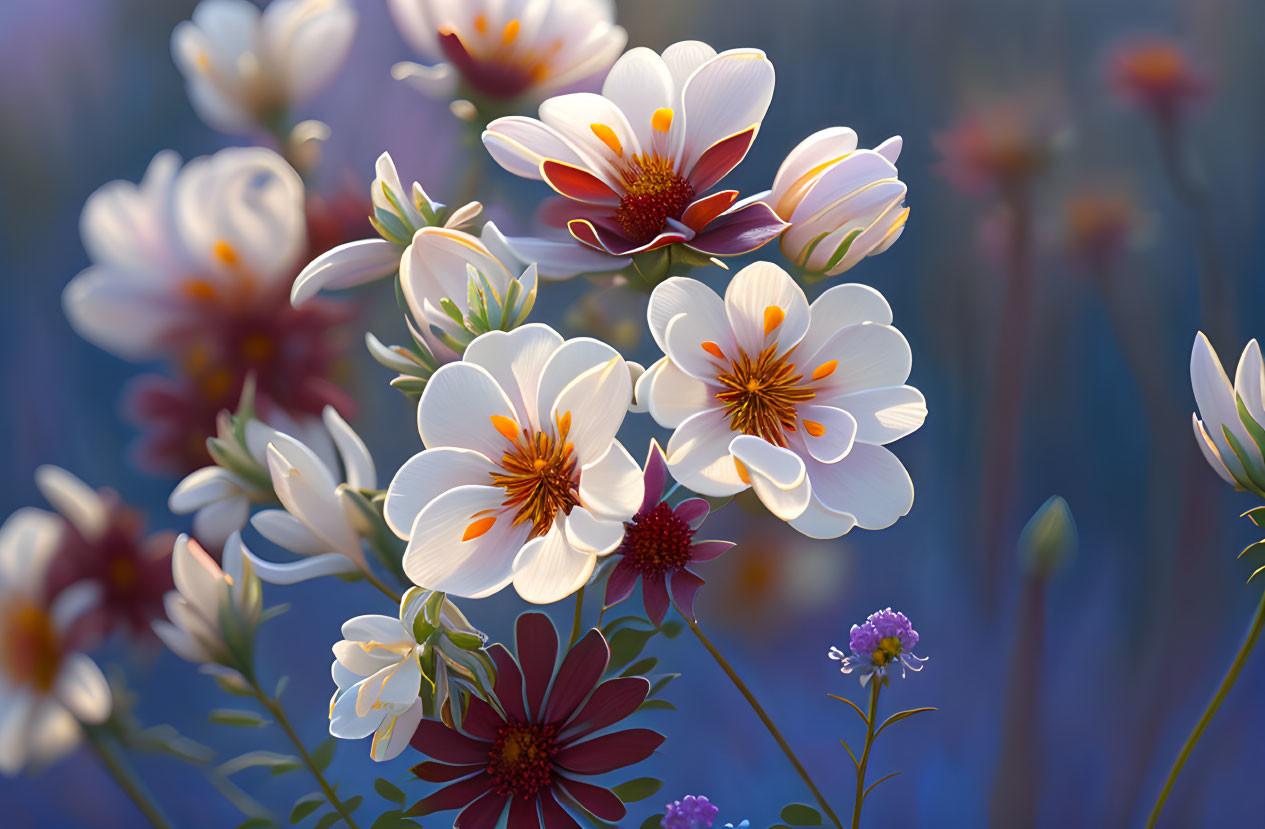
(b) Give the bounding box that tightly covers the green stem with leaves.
[851,680,882,829]
[83,724,175,828]
[569,585,587,647]
[249,682,361,829]
[687,618,844,829]
[1145,588,1265,827]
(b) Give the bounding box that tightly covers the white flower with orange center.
[0,509,110,775]
[482,40,788,262]
[384,324,642,603]
[63,147,305,362]
[172,0,357,135]
[639,262,927,539]
[388,0,626,109]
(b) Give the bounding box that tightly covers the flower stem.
[687,618,844,829]
[851,680,882,829]
[83,724,175,828]
[251,684,361,829]
[362,567,402,604]
[569,585,586,647]
[1145,587,1265,828]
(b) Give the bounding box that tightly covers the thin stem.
[251,685,361,829]
[83,725,175,828]
[688,618,844,829]
[569,585,586,647]
[1145,588,1265,827]
[851,679,882,829]
[362,568,402,605]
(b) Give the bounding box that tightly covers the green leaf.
[370,812,420,829]
[827,693,869,725]
[1247,563,1265,585]
[659,620,683,639]
[374,778,407,806]
[606,627,656,673]
[344,797,363,813]
[234,820,274,829]
[611,777,663,803]
[620,657,658,678]
[601,615,651,636]
[209,709,270,728]
[863,770,902,800]
[1223,423,1265,495]
[314,814,340,829]
[639,816,664,829]
[219,751,303,776]
[214,673,254,697]
[636,699,676,712]
[274,676,290,700]
[647,673,680,698]
[822,228,864,272]
[874,707,938,740]
[311,738,336,772]
[1244,506,1265,528]
[780,803,824,825]
[290,793,323,824]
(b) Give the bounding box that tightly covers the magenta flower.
[605,442,733,626]
[407,613,665,826]
[828,607,927,686]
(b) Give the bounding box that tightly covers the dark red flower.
[1106,37,1210,122]
[408,613,665,827]
[605,441,733,626]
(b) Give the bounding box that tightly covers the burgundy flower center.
[0,597,63,693]
[621,502,696,575]
[714,345,816,447]
[486,720,559,797]
[488,413,581,539]
[615,155,695,245]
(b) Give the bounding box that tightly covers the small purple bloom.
[663,794,719,829]
[830,607,928,686]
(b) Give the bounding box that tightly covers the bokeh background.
[3,0,1265,826]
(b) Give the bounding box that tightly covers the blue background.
[2,0,1264,826]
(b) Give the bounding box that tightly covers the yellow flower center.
[713,345,816,446]
[0,597,62,693]
[488,413,581,539]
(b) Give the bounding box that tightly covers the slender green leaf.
[874,707,937,740]
[274,676,290,700]
[234,819,274,829]
[314,814,340,829]
[1247,564,1265,585]
[611,777,663,803]
[1243,507,1265,528]
[620,657,658,678]
[1241,541,1265,560]
[827,693,869,725]
[374,779,406,806]
[209,709,270,728]
[863,770,902,800]
[219,751,302,776]
[648,673,680,698]
[839,738,859,770]
[780,803,824,825]
[214,673,254,697]
[311,738,336,772]
[290,793,323,824]
[636,699,676,712]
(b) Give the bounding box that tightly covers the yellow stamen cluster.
[488,413,581,539]
[713,345,816,446]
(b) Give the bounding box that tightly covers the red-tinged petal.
[407,771,493,816]
[553,729,665,774]
[508,795,542,829]
[411,719,494,764]
[689,540,734,562]
[604,559,640,607]
[541,160,621,205]
[561,676,651,743]
[642,572,671,627]
[438,29,533,100]
[669,568,706,621]
[412,761,486,784]
[567,219,689,256]
[454,790,509,826]
[680,190,740,232]
[461,695,505,742]
[539,196,591,229]
[490,643,528,722]
[686,201,789,256]
[555,778,626,822]
[539,788,582,829]
[545,629,610,724]
[673,498,710,529]
[640,439,669,513]
[516,613,559,720]
[689,127,757,192]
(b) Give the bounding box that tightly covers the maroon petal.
[545,629,610,725]
[669,568,706,622]
[688,127,757,192]
[673,498,710,529]
[686,201,788,256]
[490,643,528,722]
[516,613,559,720]
[407,771,493,816]
[539,788,582,829]
[454,791,509,826]
[508,795,542,829]
[568,218,689,256]
[642,572,671,628]
[541,160,621,205]
[604,559,640,607]
[560,676,651,743]
[555,777,627,822]
[412,761,485,784]
[553,729,666,774]
[411,719,493,764]
[680,190,739,232]
[640,439,669,514]
[461,695,505,742]
[689,540,734,562]
[438,30,533,99]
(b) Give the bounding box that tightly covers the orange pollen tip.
[212,240,239,265]
[182,279,217,302]
[651,107,674,133]
[701,341,726,360]
[804,419,826,438]
[473,13,488,34]
[763,305,785,336]
[812,360,838,381]
[502,19,520,44]
[557,410,572,435]
[462,516,497,542]
[734,457,751,484]
[491,415,521,442]
[590,123,623,156]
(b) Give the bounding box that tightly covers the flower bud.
[1018,496,1077,579]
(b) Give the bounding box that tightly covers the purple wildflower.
[829,607,927,686]
[663,795,719,829]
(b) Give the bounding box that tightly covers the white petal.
[1193,414,1236,486]
[27,701,81,769]
[769,127,859,217]
[464,324,565,429]
[0,508,62,595]
[788,494,858,540]
[662,40,718,91]
[0,691,34,775]
[729,435,810,520]
[551,355,632,465]
[418,362,520,456]
[401,486,527,599]
[601,47,674,152]
[291,239,401,305]
[400,227,514,327]
[323,407,376,490]
[329,681,385,740]
[385,448,499,540]
[61,266,178,361]
[154,619,212,664]
[724,261,810,357]
[535,337,621,431]
[371,698,424,762]
[251,509,328,555]
[665,409,747,496]
[512,522,596,605]
[647,276,732,365]
[564,507,626,556]
[645,357,717,429]
[1191,332,1253,477]
[796,405,858,464]
[797,283,893,362]
[834,386,927,445]
[1235,340,1265,427]
[242,549,359,586]
[391,60,458,98]
[805,443,914,530]
[538,92,640,185]
[54,654,111,724]
[481,222,626,280]
[578,442,643,522]
[806,323,913,399]
[170,467,248,512]
[267,437,359,556]
[172,535,228,622]
[679,48,775,173]
[50,582,101,632]
[341,614,408,646]
[482,116,586,181]
[34,466,107,540]
[193,496,250,551]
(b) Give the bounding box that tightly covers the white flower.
[245,407,378,584]
[32,466,109,544]
[328,588,479,761]
[152,532,261,672]
[0,509,110,775]
[172,0,357,134]
[384,323,641,603]
[387,0,626,105]
[1191,333,1265,497]
[63,147,305,361]
[480,220,629,281]
[771,128,909,277]
[291,152,483,306]
[640,261,926,539]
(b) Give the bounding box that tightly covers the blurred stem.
[83,724,175,829]
[1145,587,1265,827]
[569,585,586,647]
[362,566,402,605]
[850,679,882,829]
[250,683,361,829]
[987,575,1045,827]
[687,618,844,828]
[455,122,487,208]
